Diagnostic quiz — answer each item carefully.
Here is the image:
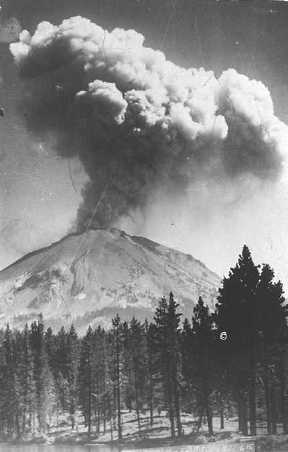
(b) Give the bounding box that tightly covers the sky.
[2,0,288,289]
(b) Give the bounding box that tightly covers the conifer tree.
[257,264,286,434]
[66,325,79,430]
[1,325,17,436]
[181,317,194,413]
[111,314,123,440]
[216,245,259,435]
[78,326,94,437]
[192,297,215,435]
[154,293,182,438]
[145,320,156,427]
[129,318,146,430]
[18,325,36,434]
[216,245,287,436]
[52,326,71,415]
[121,321,133,412]
[30,317,51,433]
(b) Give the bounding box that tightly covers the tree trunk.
[220,402,224,430]
[249,347,257,436]
[149,363,154,427]
[116,328,122,440]
[167,374,176,439]
[134,374,141,431]
[205,405,213,435]
[15,413,20,439]
[197,405,204,432]
[116,350,122,440]
[264,373,272,434]
[205,393,213,435]
[280,344,288,433]
[238,393,248,436]
[149,395,153,427]
[263,341,272,434]
[97,407,101,434]
[71,407,75,430]
[175,390,182,436]
[173,370,182,437]
[271,386,277,434]
[110,412,113,441]
[242,400,248,436]
[87,378,92,438]
[103,401,106,434]
[202,376,213,436]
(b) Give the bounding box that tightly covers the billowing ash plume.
[9,16,288,230]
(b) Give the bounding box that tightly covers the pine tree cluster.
[0,246,287,440]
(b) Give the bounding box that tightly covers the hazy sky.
[2,0,288,290]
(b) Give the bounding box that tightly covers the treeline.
[0,245,287,440]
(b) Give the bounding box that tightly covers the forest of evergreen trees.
[0,245,288,441]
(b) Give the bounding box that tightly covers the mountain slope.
[0,228,221,332]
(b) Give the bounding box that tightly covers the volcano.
[0,228,220,332]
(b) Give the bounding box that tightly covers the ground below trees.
[7,410,288,451]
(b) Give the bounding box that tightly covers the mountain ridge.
[0,228,221,332]
[0,228,216,276]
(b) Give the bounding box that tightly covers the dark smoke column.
[10,17,287,230]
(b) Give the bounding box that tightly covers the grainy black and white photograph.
[0,0,288,451]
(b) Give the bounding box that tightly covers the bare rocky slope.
[0,228,221,332]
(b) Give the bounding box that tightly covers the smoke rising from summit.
[9,16,288,232]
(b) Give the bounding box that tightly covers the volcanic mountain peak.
[0,228,220,332]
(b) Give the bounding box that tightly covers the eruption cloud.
[9,16,288,233]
